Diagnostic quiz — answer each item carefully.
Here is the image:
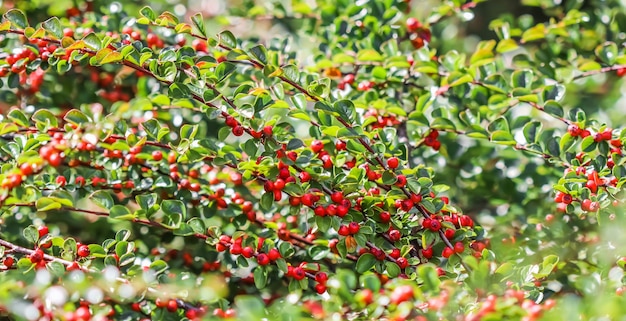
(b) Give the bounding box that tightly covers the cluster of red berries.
[154,298,181,313]
[337,73,355,90]
[423,129,441,151]
[215,235,282,266]
[363,108,403,129]
[309,139,337,169]
[224,115,245,136]
[442,242,465,258]
[356,80,376,91]
[313,272,329,294]
[39,132,67,167]
[337,222,360,236]
[211,307,235,319]
[1,45,48,76]
[405,17,432,50]
[311,190,352,217]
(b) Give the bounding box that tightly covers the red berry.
[379,211,391,223]
[29,249,44,263]
[428,220,441,232]
[77,245,90,258]
[232,125,244,136]
[299,171,311,183]
[292,267,305,280]
[562,194,573,204]
[263,126,273,137]
[315,283,327,294]
[454,242,465,253]
[75,306,91,320]
[63,28,75,38]
[268,248,281,261]
[581,199,599,212]
[459,215,474,228]
[422,247,433,259]
[442,247,454,258]
[395,175,407,187]
[314,206,326,217]
[444,228,455,240]
[406,17,421,32]
[388,229,401,242]
[315,272,328,284]
[396,257,408,269]
[343,74,355,85]
[38,226,49,238]
[335,140,347,151]
[348,222,360,234]
[338,225,350,236]
[568,124,582,137]
[331,191,343,204]
[48,153,63,167]
[242,247,255,258]
[274,179,286,191]
[257,253,270,265]
[166,299,178,312]
[311,140,324,153]
[56,176,67,187]
[19,163,34,176]
[586,180,598,193]
[387,157,399,169]
[152,151,163,161]
[3,257,14,268]
[224,116,238,127]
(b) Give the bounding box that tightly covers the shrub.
[0,0,626,320]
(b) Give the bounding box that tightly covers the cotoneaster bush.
[0,0,626,320]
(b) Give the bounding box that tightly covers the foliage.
[0,0,626,320]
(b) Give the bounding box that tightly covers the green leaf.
[63,109,90,125]
[32,109,59,128]
[260,192,273,211]
[559,133,576,152]
[90,190,114,210]
[22,226,38,243]
[149,260,168,274]
[219,30,237,48]
[109,205,134,220]
[82,33,102,50]
[334,99,356,123]
[162,200,187,220]
[546,137,560,156]
[534,255,559,279]
[140,6,157,21]
[386,261,401,278]
[7,109,29,128]
[418,265,441,292]
[543,101,564,118]
[496,39,518,53]
[42,17,62,39]
[191,13,207,37]
[490,130,516,145]
[595,42,618,65]
[249,45,268,64]
[4,9,29,29]
[356,253,377,273]
[253,267,268,289]
[522,121,542,144]
[511,69,533,88]
[356,49,383,62]
[234,296,266,320]
[36,197,62,212]
[521,24,545,43]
